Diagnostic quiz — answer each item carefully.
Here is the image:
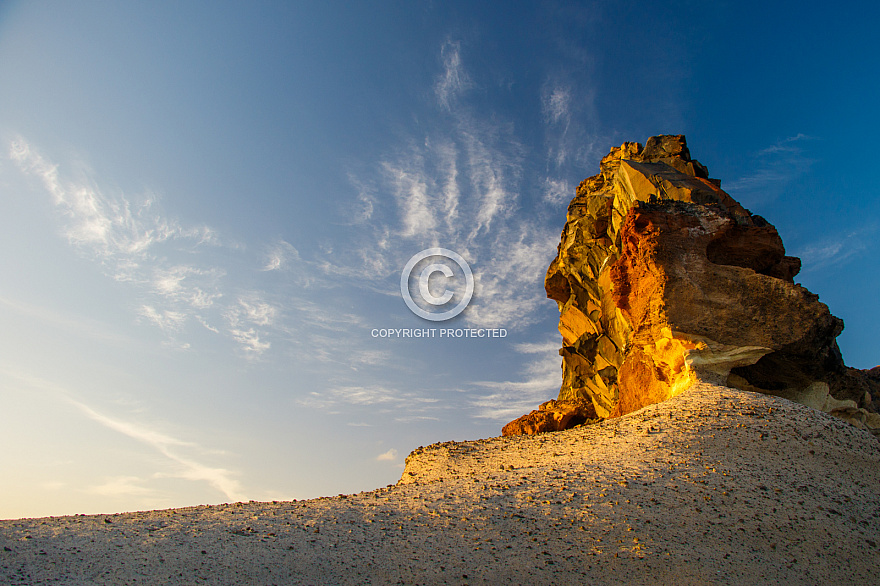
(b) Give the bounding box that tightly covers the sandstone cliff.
[507,135,880,436]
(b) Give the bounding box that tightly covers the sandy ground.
[2,383,879,585]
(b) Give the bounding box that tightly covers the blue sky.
[1,1,878,519]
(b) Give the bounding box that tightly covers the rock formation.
[501,399,597,436]
[505,135,880,436]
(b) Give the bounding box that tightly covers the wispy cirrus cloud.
[9,42,569,362]
[138,305,188,333]
[355,127,553,329]
[758,133,817,154]
[221,293,280,359]
[150,265,224,309]
[328,41,561,330]
[465,227,559,327]
[6,40,581,426]
[543,177,574,205]
[261,240,299,272]
[542,85,572,125]
[383,157,437,238]
[9,139,217,262]
[233,295,278,327]
[3,369,245,502]
[297,384,440,410]
[227,327,270,357]
[69,398,245,501]
[88,476,157,498]
[8,142,384,364]
[8,139,300,359]
[542,83,572,169]
[10,139,227,329]
[470,338,562,421]
[726,134,818,195]
[434,40,472,110]
[375,448,398,462]
[540,74,602,174]
[795,222,879,271]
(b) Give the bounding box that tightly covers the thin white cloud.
[68,397,244,501]
[195,316,220,333]
[236,296,277,327]
[464,226,559,328]
[350,349,392,368]
[70,399,193,448]
[375,448,398,462]
[9,139,217,261]
[328,40,559,333]
[150,265,224,310]
[287,298,366,332]
[796,223,879,271]
[8,139,248,349]
[540,75,601,171]
[3,369,246,502]
[512,339,564,354]
[328,385,406,406]
[727,134,818,195]
[758,133,817,154]
[437,140,461,232]
[261,240,299,272]
[228,328,271,358]
[298,385,440,410]
[542,85,571,125]
[88,476,156,497]
[262,254,282,272]
[383,158,438,238]
[393,415,440,423]
[9,140,348,364]
[470,337,562,421]
[460,129,517,240]
[543,178,573,205]
[725,168,796,192]
[434,40,471,110]
[138,305,187,333]
[343,173,378,225]
[368,118,523,256]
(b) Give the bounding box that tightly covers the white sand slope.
[2,384,879,585]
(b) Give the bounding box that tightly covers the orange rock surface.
[501,399,597,436]
[504,135,880,435]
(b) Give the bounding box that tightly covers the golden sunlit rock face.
[504,135,880,435]
[500,399,597,437]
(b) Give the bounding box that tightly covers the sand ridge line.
[2,384,879,585]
